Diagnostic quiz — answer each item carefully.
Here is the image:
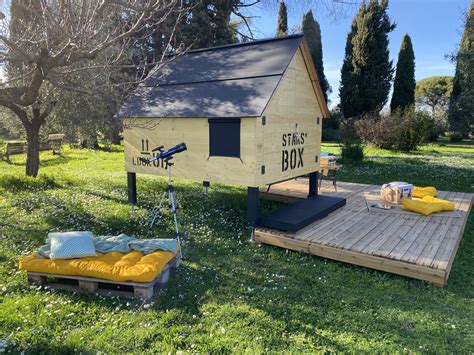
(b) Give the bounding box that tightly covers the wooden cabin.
[118,34,345,231]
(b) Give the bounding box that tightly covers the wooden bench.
[39,142,52,151]
[1,142,26,161]
[47,133,65,155]
[1,133,64,161]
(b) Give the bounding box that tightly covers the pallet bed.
[27,254,181,299]
[257,179,473,286]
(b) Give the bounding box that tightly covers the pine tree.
[277,1,288,37]
[302,10,330,102]
[339,0,395,118]
[448,2,473,138]
[391,34,416,112]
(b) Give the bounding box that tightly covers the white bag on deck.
[381,182,413,205]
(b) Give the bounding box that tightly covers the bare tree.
[0,0,184,176]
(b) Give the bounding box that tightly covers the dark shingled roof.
[117,34,304,118]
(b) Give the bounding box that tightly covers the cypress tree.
[277,1,288,37]
[448,2,473,138]
[339,17,358,118]
[302,10,330,102]
[179,0,235,49]
[339,0,395,118]
[391,34,416,112]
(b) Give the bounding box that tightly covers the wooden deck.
[256,179,473,286]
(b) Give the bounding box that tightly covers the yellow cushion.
[402,199,445,215]
[19,250,176,283]
[412,186,437,198]
[422,196,455,211]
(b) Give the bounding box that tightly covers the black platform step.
[259,195,346,233]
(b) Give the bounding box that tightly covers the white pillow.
[48,231,96,260]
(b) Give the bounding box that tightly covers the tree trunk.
[3,104,43,177]
[110,133,121,145]
[25,123,41,177]
[109,128,121,145]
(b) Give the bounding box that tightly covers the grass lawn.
[0,142,473,353]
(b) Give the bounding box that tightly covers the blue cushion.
[48,231,96,260]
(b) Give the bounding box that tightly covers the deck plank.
[324,214,390,248]
[443,193,473,278]
[342,214,399,251]
[298,207,369,241]
[416,217,455,267]
[432,192,470,270]
[403,217,447,264]
[352,215,410,253]
[387,218,440,262]
[295,192,370,240]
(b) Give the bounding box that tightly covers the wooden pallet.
[27,255,181,299]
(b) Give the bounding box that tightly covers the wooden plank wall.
[255,48,323,186]
[123,117,257,186]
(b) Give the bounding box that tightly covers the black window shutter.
[208,118,241,158]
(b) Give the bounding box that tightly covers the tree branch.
[0,35,34,62]
[0,100,30,128]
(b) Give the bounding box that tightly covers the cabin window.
[208,118,241,158]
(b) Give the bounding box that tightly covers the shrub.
[355,110,432,151]
[322,128,339,141]
[449,132,464,142]
[426,123,442,142]
[341,144,364,163]
[322,109,341,142]
[426,113,448,142]
[395,110,433,150]
[339,118,364,163]
[354,115,397,149]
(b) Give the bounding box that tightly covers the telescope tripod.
[149,158,185,257]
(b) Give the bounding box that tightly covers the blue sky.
[242,0,470,107]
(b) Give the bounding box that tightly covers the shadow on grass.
[409,150,472,159]
[0,174,61,192]
[82,188,128,205]
[39,153,88,168]
[8,344,82,355]
[4,152,81,167]
[0,172,82,193]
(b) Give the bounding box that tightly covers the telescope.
[139,143,187,164]
[139,142,188,257]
